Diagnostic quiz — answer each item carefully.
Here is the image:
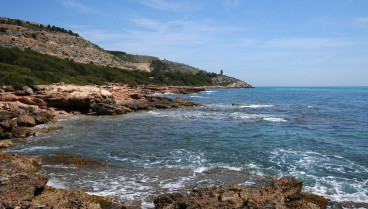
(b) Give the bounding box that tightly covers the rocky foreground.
[0,84,331,208]
[0,83,203,142]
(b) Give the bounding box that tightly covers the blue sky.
[2,0,368,86]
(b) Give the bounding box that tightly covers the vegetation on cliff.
[0,46,217,88]
[0,17,79,37]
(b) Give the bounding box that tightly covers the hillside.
[0,17,253,88]
[0,46,220,88]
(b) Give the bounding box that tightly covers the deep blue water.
[7,87,368,205]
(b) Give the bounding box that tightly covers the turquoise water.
[7,87,368,205]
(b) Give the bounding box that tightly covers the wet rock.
[41,153,105,168]
[0,151,126,209]
[33,126,64,136]
[154,177,327,209]
[11,126,31,138]
[32,111,55,124]
[31,187,116,209]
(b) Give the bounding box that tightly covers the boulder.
[32,111,55,124]
[17,114,36,127]
[23,86,34,95]
[11,126,31,138]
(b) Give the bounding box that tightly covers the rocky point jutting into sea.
[0,84,332,208]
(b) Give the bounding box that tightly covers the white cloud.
[137,0,196,12]
[265,38,352,49]
[61,0,89,12]
[352,17,368,27]
[223,0,240,11]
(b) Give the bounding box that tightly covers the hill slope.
[0,17,253,88]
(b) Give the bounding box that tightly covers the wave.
[190,95,206,98]
[269,148,368,203]
[263,117,287,122]
[147,110,286,123]
[5,145,71,153]
[239,104,276,108]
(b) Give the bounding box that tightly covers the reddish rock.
[0,151,127,209]
[18,97,47,106]
[154,177,326,209]
[0,151,48,208]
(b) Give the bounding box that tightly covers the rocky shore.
[0,83,332,208]
[0,84,203,141]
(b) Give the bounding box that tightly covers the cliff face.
[0,17,131,70]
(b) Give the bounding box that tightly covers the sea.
[6,87,368,208]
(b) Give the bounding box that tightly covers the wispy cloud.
[265,38,352,49]
[223,0,240,11]
[137,0,197,12]
[352,17,368,26]
[72,16,251,62]
[61,0,90,12]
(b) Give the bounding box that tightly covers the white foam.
[161,177,192,190]
[307,105,320,110]
[240,104,276,108]
[270,148,368,203]
[47,178,68,189]
[263,117,287,122]
[6,145,69,153]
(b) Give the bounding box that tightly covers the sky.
[2,0,368,86]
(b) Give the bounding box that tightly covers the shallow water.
[6,87,368,207]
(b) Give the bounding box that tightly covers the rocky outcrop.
[0,150,127,209]
[154,177,328,209]
[211,75,253,88]
[0,150,48,208]
[0,84,202,117]
[0,84,202,140]
[0,101,55,140]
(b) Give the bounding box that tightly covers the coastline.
[0,84,363,208]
